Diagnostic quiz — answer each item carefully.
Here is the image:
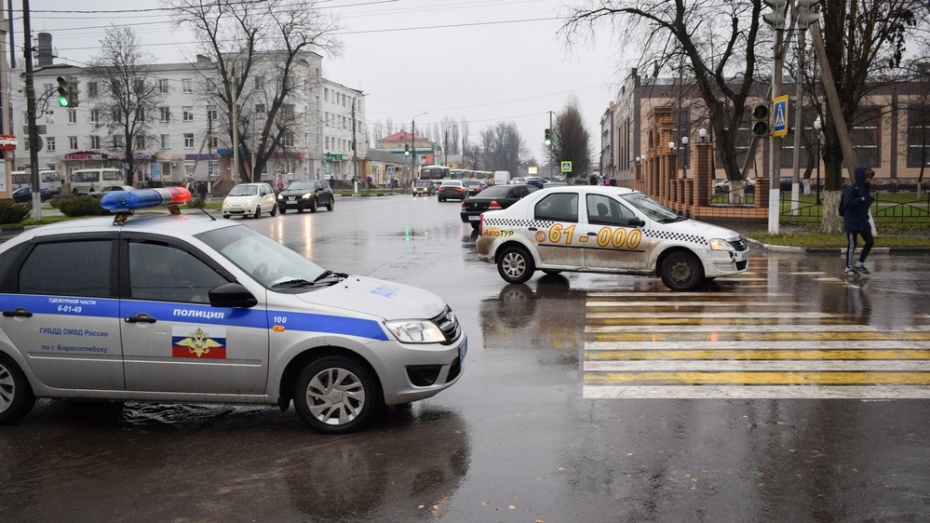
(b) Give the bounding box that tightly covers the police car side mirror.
[209,283,258,308]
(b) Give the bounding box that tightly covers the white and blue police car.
[0,188,465,433]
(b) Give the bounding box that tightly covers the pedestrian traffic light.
[544,128,552,148]
[56,76,70,107]
[751,103,770,137]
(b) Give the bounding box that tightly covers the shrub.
[186,197,206,209]
[0,200,31,224]
[58,196,109,217]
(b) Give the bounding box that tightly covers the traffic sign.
[560,161,572,173]
[387,166,395,174]
[772,95,789,138]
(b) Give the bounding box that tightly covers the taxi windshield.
[620,192,683,223]
[197,225,337,291]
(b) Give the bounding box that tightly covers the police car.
[0,188,465,433]
[475,186,749,291]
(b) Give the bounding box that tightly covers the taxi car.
[0,189,466,433]
[222,182,277,218]
[276,179,334,213]
[476,186,748,291]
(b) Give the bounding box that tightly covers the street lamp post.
[681,136,689,178]
[411,112,428,182]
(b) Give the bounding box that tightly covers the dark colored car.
[91,185,136,199]
[437,180,467,202]
[524,177,546,189]
[460,184,539,229]
[462,179,483,196]
[412,179,436,196]
[11,187,50,203]
[277,179,335,213]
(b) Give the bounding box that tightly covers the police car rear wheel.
[497,245,535,284]
[0,353,36,425]
[660,251,705,291]
[294,356,380,434]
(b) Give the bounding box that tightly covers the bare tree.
[564,0,769,184]
[85,26,163,186]
[479,122,525,174]
[553,96,591,182]
[169,0,341,182]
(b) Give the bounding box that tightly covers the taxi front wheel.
[497,245,535,284]
[294,356,380,434]
[660,251,705,291]
[0,353,36,425]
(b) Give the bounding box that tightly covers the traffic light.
[404,144,410,156]
[797,0,820,27]
[762,0,787,29]
[67,77,80,108]
[544,128,552,148]
[751,104,770,137]
[56,76,69,107]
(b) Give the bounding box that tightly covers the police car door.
[582,194,649,270]
[119,238,269,395]
[0,235,125,390]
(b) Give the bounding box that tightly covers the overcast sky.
[20,0,628,162]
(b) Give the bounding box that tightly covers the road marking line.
[583,385,930,399]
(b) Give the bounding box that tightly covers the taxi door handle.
[2,307,33,318]
[125,313,157,324]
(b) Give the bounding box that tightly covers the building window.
[851,106,881,167]
[91,135,101,149]
[207,105,217,121]
[90,109,99,123]
[133,79,144,94]
[160,134,171,148]
[282,104,294,118]
[283,131,295,147]
[112,108,121,121]
[255,104,265,115]
[324,88,329,102]
[135,135,145,149]
[160,107,170,122]
[113,135,124,148]
[69,136,78,150]
[159,79,169,94]
[46,137,56,151]
[88,82,98,98]
[182,78,192,93]
[68,110,77,124]
[255,77,264,91]
[136,107,145,120]
[184,133,194,148]
[906,105,930,167]
[183,106,194,121]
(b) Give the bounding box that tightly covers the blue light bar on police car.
[100,187,191,211]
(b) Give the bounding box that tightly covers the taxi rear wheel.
[497,245,535,284]
[294,356,380,434]
[0,353,36,425]
[660,251,705,291]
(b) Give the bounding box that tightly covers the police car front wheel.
[497,245,535,284]
[660,251,705,291]
[294,356,381,434]
[0,353,36,425]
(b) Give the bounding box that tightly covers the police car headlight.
[709,238,734,251]
[384,319,445,343]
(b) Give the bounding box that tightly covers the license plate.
[468,215,480,221]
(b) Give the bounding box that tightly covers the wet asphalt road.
[2,194,929,522]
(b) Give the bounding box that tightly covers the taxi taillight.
[488,200,502,210]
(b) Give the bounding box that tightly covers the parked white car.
[476,186,749,291]
[222,182,278,219]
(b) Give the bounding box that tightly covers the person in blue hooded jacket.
[842,166,875,276]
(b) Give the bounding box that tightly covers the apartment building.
[9,43,366,190]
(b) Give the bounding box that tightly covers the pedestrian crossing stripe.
[582,266,930,399]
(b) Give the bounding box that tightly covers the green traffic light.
[57,95,69,107]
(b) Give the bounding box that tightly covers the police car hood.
[295,275,446,319]
[656,218,742,240]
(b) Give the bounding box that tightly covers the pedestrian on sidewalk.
[843,166,875,277]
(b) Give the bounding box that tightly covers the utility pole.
[231,64,240,183]
[22,0,42,221]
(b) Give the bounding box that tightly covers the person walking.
[842,166,875,277]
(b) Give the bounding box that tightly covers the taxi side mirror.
[624,217,646,227]
[209,283,258,308]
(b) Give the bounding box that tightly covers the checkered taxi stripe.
[482,217,709,247]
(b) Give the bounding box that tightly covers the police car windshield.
[197,225,334,291]
[620,193,684,223]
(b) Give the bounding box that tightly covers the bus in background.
[68,168,124,195]
[450,169,475,180]
[11,170,63,195]
[419,165,450,183]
